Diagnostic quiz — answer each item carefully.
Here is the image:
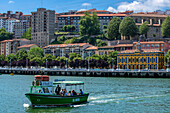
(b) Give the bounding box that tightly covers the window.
[151,44,154,47]
[147,44,149,47]
[161,44,163,47]
[142,44,145,47]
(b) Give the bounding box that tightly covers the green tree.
[21,27,31,40]
[30,57,42,66]
[107,17,121,40]
[119,17,138,39]
[79,12,100,37]
[161,16,170,37]
[102,25,108,38]
[16,49,28,61]
[5,54,17,62]
[0,54,5,61]
[96,39,107,47]
[0,28,13,41]
[42,54,56,63]
[108,51,118,67]
[68,53,81,62]
[165,50,170,64]
[28,47,44,59]
[139,21,149,38]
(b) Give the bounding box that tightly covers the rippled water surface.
[0,74,169,113]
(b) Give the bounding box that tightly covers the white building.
[0,17,7,29]
[4,18,19,33]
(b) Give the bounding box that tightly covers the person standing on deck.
[55,85,61,95]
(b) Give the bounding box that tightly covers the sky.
[0,0,170,14]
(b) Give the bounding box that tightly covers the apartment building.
[31,8,55,47]
[98,44,133,55]
[129,13,168,39]
[17,44,38,52]
[13,15,31,39]
[0,11,23,19]
[56,9,126,32]
[5,18,20,33]
[0,17,7,29]
[0,39,30,56]
[43,43,92,58]
[133,41,169,52]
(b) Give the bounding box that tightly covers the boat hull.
[25,93,89,107]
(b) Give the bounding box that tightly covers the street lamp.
[88,52,90,71]
[66,58,68,69]
[112,58,114,71]
[167,57,169,71]
[139,57,140,71]
[46,59,47,68]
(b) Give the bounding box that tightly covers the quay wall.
[0,68,170,78]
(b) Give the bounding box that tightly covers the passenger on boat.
[80,89,84,95]
[60,89,64,95]
[64,89,68,96]
[38,90,42,93]
[55,85,61,95]
[72,90,77,95]
[69,91,73,96]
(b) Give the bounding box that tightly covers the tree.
[68,53,81,62]
[139,21,149,38]
[107,17,121,40]
[16,49,28,61]
[5,54,17,62]
[42,54,56,63]
[28,47,44,59]
[0,28,13,41]
[0,54,5,61]
[79,12,100,37]
[119,17,138,39]
[96,39,107,47]
[165,50,170,64]
[62,25,76,32]
[30,57,42,66]
[21,27,31,40]
[108,51,118,68]
[161,16,170,37]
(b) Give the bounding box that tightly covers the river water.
[0,74,169,113]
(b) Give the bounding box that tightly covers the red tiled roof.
[55,12,59,15]
[86,46,98,50]
[118,11,133,14]
[133,41,165,44]
[120,49,162,53]
[75,9,113,14]
[99,44,133,48]
[0,17,7,19]
[22,15,31,16]
[18,44,36,48]
[2,40,13,42]
[58,13,127,17]
[44,43,90,48]
[129,13,168,18]
[7,18,19,20]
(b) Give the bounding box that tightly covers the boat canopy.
[53,81,84,86]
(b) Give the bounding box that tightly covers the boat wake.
[88,93,168,105]
[23,103,30,108]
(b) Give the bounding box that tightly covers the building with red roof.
[117,41,164,70]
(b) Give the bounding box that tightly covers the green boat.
[25,75,89,107]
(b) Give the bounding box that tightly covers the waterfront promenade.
[0,67,170,78]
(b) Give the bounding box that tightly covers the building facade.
[0,39,30,56]
[4,18,20,33]
[56,9,126,32]
[133,41,169,52]
[43,43,92,58]
[31,8,55,47]
[129,13,168,39]
[98,44,133,55]
[117,42,164,70]
[0,17,7,29]
[17,44,38,52]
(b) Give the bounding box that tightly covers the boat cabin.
[30,75,85,96]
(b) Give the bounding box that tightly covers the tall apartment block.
[31,8,55,47]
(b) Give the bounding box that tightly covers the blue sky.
[0,0,170,14]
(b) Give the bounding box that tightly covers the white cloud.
[107,0,170,12]
[82,3,91,7]
[8,1,14,4]
[79,9,87,11]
